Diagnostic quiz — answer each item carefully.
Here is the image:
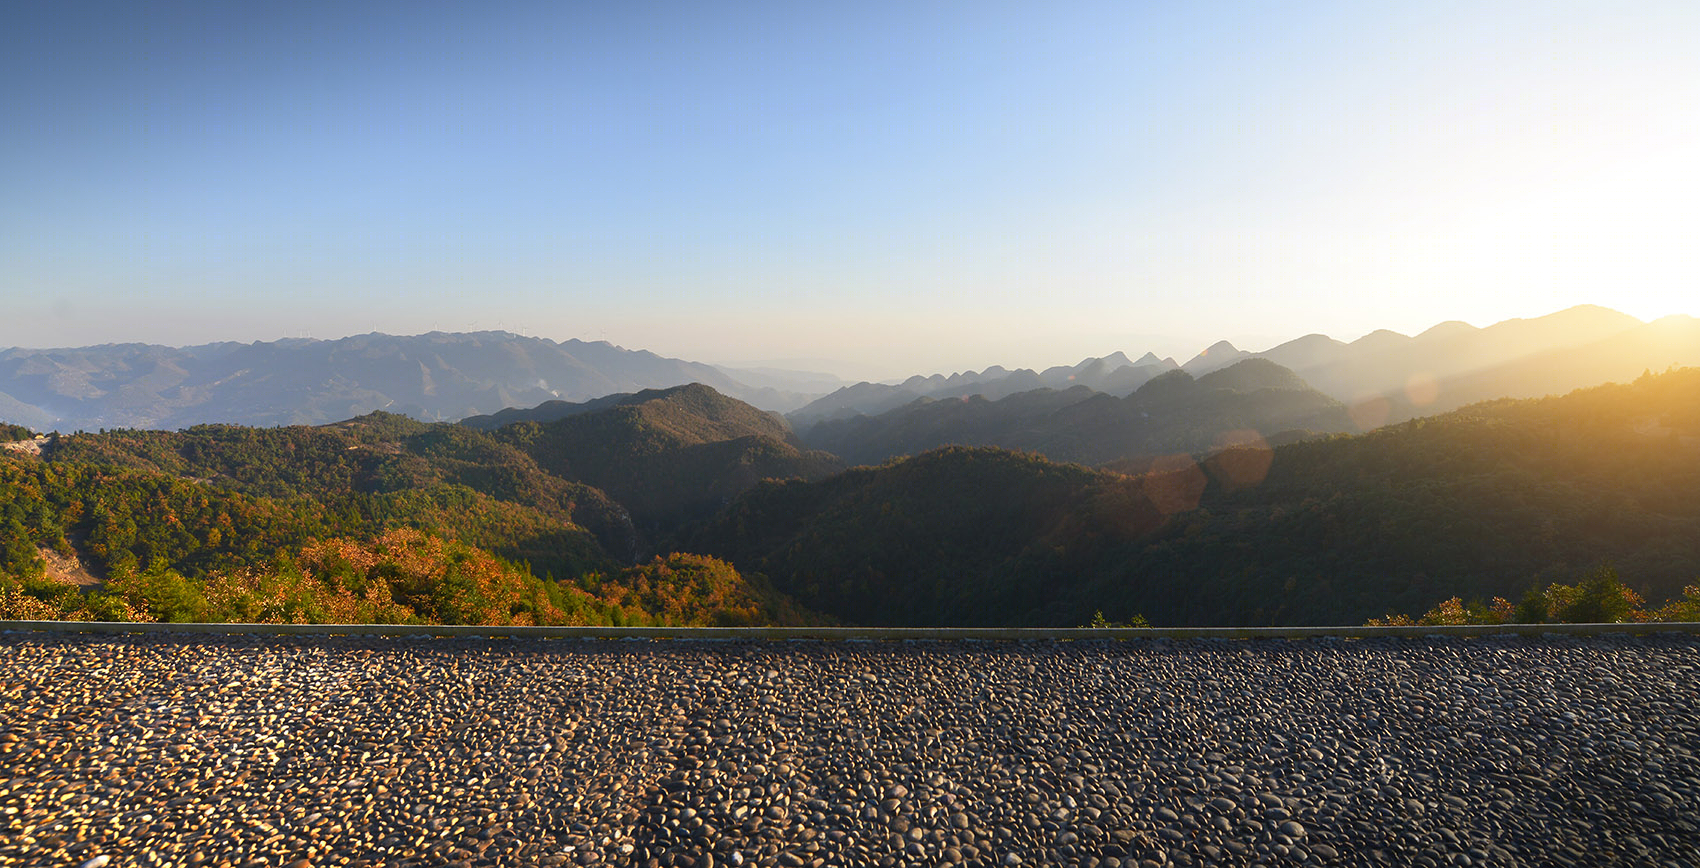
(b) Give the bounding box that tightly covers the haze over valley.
[3,304,1695,438]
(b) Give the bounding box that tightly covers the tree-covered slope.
[1135,365,1700,624]
[39,412,635,577]
[32,384,843,565]
[690,447,1161,626]
[10,369,1699,628]
[0,441,811,627]
[2,384,844,625]
[696,368,1700,627]
[494,384,844,538]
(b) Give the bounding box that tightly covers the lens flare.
[1211,429,1274,491]
[1143,454,1207,515]
[1350,395,1391,431]
[1405,373,1439,407]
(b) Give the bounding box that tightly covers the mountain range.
[1229,305,1700,425]
[786,351,1181,427]
[791,306,1700,428]
[801,358,1356,467]
[2,305,1695,450]
[0,332,839,433]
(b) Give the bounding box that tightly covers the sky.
[2,1,1697,381]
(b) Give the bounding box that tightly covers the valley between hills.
[2,304,1698,628]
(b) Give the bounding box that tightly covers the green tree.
[1551,566,1642,623]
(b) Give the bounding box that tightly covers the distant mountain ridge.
[801,358,1355,467]
[789,305,1695,431]
[0,332,815,432]
[1358,314,1700,424]
[1208,306,1698,423]
[790,351,1181,427]
[5,305,1692,435]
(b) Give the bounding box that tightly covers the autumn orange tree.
[578,552,813,627]
[279,529,615,625]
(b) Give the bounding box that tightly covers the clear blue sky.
[3,1,1696,378]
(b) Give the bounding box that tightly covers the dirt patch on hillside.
[2,437,47,456]
[39,546,103,589]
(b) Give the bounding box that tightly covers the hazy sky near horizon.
[3,1,1697,379]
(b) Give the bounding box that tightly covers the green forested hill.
[689,447,1179,625]
[0,448,809,627]
[7,371,1699,627]
[35,387,843,563]
[1150,366,1700,623]
[696,368,1700,626]
[486,383,798,445]
[39,413,632,578]
[1,387,833,626]
[494,384,844,539]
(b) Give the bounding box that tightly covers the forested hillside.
[490,384,844,540]
[0,388,827,626]
[688,447,1180,625]
[5,371,1699,627]
[39,412,632,577]
[696,368,1700,626]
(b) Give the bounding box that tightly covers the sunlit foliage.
[6,368,1700,628]
[1368,566,1689,626]
[575,553,816,627]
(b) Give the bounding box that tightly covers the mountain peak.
[1350,329,1411,349]
[1417,321,1478,340]
[1182,341,1250,375]
[1134,368,1198,399]
[1195,358,1313,393]
[1518,304,1645,334]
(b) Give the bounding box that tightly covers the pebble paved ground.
[2,633,1697,868]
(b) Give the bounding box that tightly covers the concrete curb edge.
[4,620,1699,640]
